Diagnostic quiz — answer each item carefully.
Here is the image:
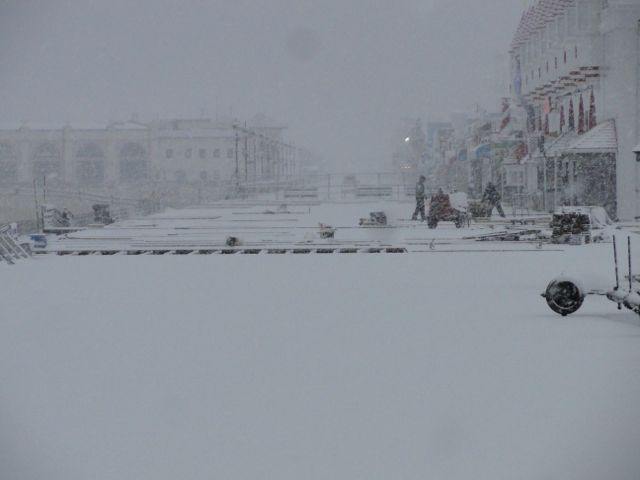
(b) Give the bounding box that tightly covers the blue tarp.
[474,143,491,160]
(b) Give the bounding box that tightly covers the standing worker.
[482,181,505,218]
[412,175,427,221]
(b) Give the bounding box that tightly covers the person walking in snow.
[412,175,427,221]
[482,181,505,218]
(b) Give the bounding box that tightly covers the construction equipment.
[550,206,612,244]
[542,235,640,317]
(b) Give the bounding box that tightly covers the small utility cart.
[427,192,470,229]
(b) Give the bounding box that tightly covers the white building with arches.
[0,115,298,191]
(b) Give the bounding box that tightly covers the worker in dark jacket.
[412,175,427,221]
[482,182,505,218]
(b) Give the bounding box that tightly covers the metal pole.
[613,235,619,290]
[33,179,40,232]
[234,131,239,180]
[543,155,547,211]
[634,154,640,220]
[629,236,633,292]
[244,134,248,182]
[553,155,558,211]
[253,138,257,182]
[627,237,633,292]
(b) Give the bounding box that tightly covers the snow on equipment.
[0,224,31,264]
[93,204,114,225]
[225,236,242,247]
[468,200,492,219]
[550,206,612,244]
[41,204,74,233]
[359,212,388,226]
[319,224,336,239]
[427,191,470,229]
[542,235,640,317]
[464,229,542,242]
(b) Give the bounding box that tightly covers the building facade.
[509,0,640,219]
[0,115,299,190]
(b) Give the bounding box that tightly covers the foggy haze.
[0,0,523,170]
[4,2,640,479]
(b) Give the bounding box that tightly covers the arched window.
[588,90,597,130]
[119,143,147,182]
[174,170,187,183]
[76,143,105,185]
[32,143,62,180]
[0,143,17,183]
[568,99,575,131]
[577,94,585,134]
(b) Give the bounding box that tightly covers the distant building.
[0,114,298,189]
[392,119,428,173]
[509,0,640,218]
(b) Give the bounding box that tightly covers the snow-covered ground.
[3,203,640,479]
[46,200,550,253]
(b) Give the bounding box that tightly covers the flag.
[568,99,575,131]
[544,114,549,135]
[578,94,585,134]
[589,90,597,130]
[515,142,527,161]
[526,105,536,133]
[513,56,523,98]
[500,98,511,131]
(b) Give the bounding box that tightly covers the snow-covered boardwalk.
[3,201,640,479]
[43,200,552,255]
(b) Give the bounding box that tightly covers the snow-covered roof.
[246,114,285,130]
[157,129,234,140]
[544,131,578,157]
[0,121,108,131]
[0,120,148,131]
[633,143,640,153]
[567,120,617,154]
[110,121,148,131]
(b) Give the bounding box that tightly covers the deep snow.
[2,241,640,480]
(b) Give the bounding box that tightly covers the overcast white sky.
[0,0,524,170]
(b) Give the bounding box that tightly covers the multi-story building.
[509,0,640,218]
[0,114,298,190]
